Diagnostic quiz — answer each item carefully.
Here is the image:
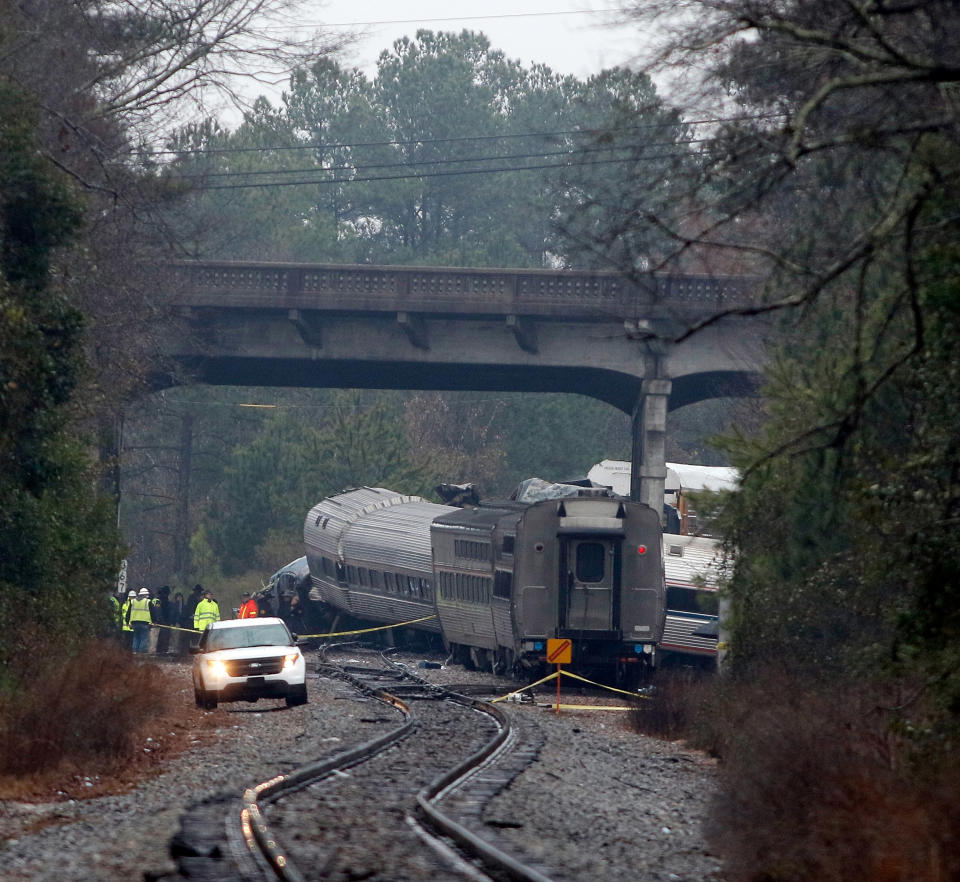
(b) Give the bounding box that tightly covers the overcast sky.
[307,0,644,78]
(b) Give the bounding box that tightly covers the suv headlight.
[206,659,228,677]
[282,651,301,671]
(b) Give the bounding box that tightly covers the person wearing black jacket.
[154,585,172,654]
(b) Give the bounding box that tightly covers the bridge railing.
[169,260,758,317]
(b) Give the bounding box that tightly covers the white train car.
[660,533,724,663]
[304,487,454,634]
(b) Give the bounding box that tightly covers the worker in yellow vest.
[127,587,153,654]
[193,590,221,631]
[121,590,136,650]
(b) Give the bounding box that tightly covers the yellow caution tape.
[298,614,438,639]
[558,670,652,700]
[490,670,559,702]
[545,704,637,711]
[149,623,201,633]
[492,667,650,703]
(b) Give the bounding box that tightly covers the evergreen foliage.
[0,82,120,670]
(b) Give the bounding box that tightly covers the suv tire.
[196,688,217,710]
[285,684,308,707]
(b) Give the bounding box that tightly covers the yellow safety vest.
[121,600,134,631]
[128,597,152,624]
[194,598,220,631]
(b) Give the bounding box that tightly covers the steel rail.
[239,649,415,881]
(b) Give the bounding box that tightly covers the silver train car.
[303,486,666,683]
[660,533,723,665]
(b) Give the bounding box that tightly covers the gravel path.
[0,652,721,882]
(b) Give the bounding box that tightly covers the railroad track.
[169,645,554,882]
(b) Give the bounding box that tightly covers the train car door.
[559,537,620,631]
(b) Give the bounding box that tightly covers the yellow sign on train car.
[546,638,572,665]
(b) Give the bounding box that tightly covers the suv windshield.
[204,624,292,651]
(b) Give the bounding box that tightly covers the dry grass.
[630,665,720,747]
[633,666,960,881]
[0,640,222,801]
[705,673,960,882]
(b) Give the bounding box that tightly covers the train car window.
[370,569,382,588]
[454,539,489,561]
[667,586,719,615]
[358,567,368,586]
[501,535,515,555]
[407,576,416,596]
[494,570,513,599]
[576,543,606,583]
[336,561,347,582]
[423,579,433,601]
[347,565,357,583]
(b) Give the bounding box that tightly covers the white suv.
[191,617,307,709]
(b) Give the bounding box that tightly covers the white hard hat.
[138,587,149,596]
[127,590,136,598]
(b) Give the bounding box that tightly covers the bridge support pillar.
[630,377,672,519]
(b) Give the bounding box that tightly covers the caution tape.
[297,614,438,640]
[556,669,651,700]
[129,615,439,639]
[546,704,637,711]
[490,669,560,702]
[492,668,651,703]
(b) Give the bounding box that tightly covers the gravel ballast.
[0,653,721,881]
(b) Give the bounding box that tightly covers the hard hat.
[128,590,136,598]
[138,587,150,596]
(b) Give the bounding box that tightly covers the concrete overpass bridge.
[159,260,767,513]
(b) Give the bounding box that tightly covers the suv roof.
[206,616,288,631]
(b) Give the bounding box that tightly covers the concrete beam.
[630,377,672,518]
[506,314,538,353]
[288,309,323,348]
[397,311,429,350]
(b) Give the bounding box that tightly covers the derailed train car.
[303,486,666,684]
[659,533,724,666]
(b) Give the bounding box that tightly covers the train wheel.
[469,646,491,672]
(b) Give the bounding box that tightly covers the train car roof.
[341,499,452,570]
[304,487,456,569]
[431,503,525,532]
[663,533,725,590]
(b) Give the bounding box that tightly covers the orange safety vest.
[238,598,259,619]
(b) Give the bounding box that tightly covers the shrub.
[0,635,169,775]
[704,669,960,882]
[630,665,724,750]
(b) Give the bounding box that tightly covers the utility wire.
[309,9,625,28]
[138,113,781,158]
[174,138,703,181]
[188,150,703,191]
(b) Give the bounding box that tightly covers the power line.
[139,113,778,159]
[174,138,703,181]
[188,150,702,192]
[257,8,625,31]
